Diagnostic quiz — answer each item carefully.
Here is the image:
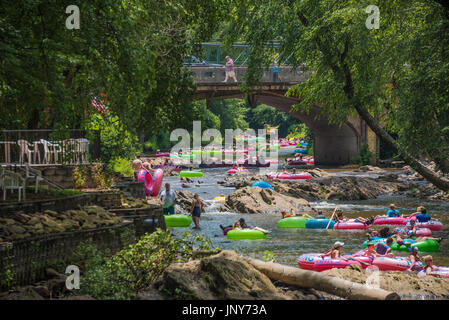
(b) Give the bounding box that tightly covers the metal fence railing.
[0,212,164,291]
[0,130,100,165]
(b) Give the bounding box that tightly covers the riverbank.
[3,250,448,300]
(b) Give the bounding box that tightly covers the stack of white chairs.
[77,138,89,164]
[17,139,34,164]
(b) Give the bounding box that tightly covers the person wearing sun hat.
[322,241,345,259]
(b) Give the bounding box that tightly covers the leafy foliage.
[72,229,215,300]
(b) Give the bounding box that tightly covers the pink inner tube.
[288,160,307,165]
[153,165,182,171]
[237,157,258,164]
[227,168,248,174]
[297,253,323,270]
[373,217,408,225]
[280,143,289,147]
[155,153,170,157]
[298,253,372,271]
[411,220,444,232]
[418,267,449,279]
[313,256,372,272]
[394,227,432,237]
[268,173,313,180]
[372,256,423,272]
[137,169,164,197]
[334,219,370,230]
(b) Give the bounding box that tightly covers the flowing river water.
[163,167,449,269]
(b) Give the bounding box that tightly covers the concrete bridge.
[190,66,379,165]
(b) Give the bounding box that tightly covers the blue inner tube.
[294,148,307,154]
[305,219,335,229]
[251,181,274,190]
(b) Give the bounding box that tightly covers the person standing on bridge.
[273,60,280,82]
[223,56,237,83]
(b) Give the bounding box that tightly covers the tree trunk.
[353,103,449,191]
[242,257,400,300]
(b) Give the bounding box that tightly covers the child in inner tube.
[231,219,271,234]
[406,247,422,271]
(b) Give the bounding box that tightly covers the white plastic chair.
[1,169,26,201]
[40,139,57,164]
[25,163,44,194]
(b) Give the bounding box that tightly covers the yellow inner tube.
[213,196,225,202]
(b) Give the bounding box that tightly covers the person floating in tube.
[221,218,271,234]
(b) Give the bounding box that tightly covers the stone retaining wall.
[113,182,146,199]
[0,190,122,215]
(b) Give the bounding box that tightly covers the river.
[163,167,449,269]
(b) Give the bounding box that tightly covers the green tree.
[226,0,449,191]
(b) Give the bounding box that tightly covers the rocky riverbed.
[0,206,121,242]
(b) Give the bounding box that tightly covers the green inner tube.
[191,150,223,155]
[170,154,196,159]
[179,171,203,177]
[277,216,308,228]
[164,214,192,228]
[227,228,267,240]
[363,238,439,252]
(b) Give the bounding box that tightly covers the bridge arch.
[192,66,378,165]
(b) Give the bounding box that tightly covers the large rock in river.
[149,250,327,300]
[221,186,312,214]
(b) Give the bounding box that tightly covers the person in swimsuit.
[191,193,204,230]
[322,241,346,259]
[422,255,437,276]
[375,237,394,257]
[407,246,422,271]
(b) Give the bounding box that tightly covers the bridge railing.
[189,66,309,84]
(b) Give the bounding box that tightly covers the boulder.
[153,250,291,300]
[223,186,312,214]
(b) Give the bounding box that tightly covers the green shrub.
[73,165,88,188]
[356,143,374,166]
[74,229,215,300]
[91,162,113,188]
[111,157,133,177]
